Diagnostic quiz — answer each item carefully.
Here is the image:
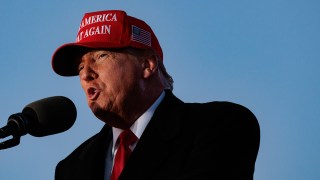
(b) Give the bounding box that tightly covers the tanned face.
[78,49,145,128]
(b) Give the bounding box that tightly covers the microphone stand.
[0,135,21,150]
[0,113,27,150]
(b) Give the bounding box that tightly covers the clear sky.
[1,0,319,180]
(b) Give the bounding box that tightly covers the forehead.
[76,48,143,65]
[81,48,138,56]
[81,49,114,58]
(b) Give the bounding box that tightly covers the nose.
[79,63,97,82]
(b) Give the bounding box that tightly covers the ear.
[142,55,158,78]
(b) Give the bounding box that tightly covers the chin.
[89,102,102,116]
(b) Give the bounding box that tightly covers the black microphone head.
[21,96,77,137]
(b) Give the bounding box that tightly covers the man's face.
[77,49,144,127]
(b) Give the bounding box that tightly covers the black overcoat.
[55,90,260,180]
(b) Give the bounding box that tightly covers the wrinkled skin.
[77,49,163,129]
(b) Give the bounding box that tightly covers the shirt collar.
[112,91,165,152]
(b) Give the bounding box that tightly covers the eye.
[98,52,109,60]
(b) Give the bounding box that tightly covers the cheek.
[118,69,139,87]
[100,65,126,84]
[99,60,142,93]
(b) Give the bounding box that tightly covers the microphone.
[0,96,77,149]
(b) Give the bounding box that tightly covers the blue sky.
[1,1,319,180]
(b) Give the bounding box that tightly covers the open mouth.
[87,87,100,100]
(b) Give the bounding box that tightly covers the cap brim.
[52,42,129,76]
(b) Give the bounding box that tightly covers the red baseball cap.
[52,10,163,76]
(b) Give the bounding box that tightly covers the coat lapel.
[120,90,185,180]
[77,125,112,179]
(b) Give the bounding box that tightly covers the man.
[52,10,260,180]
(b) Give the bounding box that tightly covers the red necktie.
[110,129,138,180]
